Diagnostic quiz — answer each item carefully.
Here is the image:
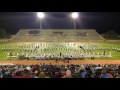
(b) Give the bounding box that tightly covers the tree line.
[102,30,120,40]
[0,28,10,39]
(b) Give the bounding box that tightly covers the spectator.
[118,65,120,74]
[62,70,72,78]
[101,69,113,78]
[85,72,92,78]
[39,72,45,78]
[34,70,39,78]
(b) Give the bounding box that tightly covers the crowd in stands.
[0,63,120,78]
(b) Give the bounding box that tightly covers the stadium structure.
[10,29,105,42]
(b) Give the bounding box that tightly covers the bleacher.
[10,29,105,42]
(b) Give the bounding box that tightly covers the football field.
[0,42,120,60]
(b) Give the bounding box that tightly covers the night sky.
[0,12,120,35]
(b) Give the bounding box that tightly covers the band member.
[56,59,58,63]
[68,60,69,63]
[60,52,62,57]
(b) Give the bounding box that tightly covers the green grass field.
[0,42,120,60]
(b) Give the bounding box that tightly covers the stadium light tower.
[71,12,79,29]
[37,12,45,30]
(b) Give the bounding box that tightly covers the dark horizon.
[0,12,120,35]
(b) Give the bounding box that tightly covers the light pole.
[71,12,79,30]
[37,12,45,30]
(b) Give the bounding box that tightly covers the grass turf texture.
[0,42,120,60]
